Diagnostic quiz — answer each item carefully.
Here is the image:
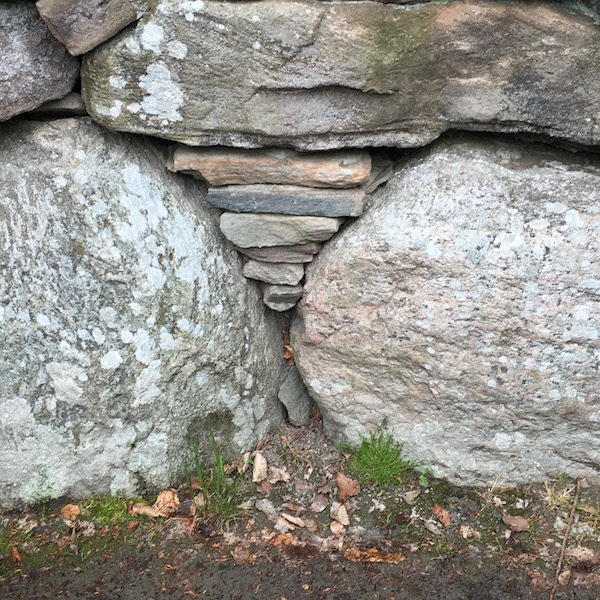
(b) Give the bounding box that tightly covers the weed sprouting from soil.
[82,495,136,527]
[188,431,244,524]
[340,430,420,487]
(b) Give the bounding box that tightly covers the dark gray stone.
[243,260,305,286]
[278,367,314,427]
[236,243,321,264]
[262,284,304,312]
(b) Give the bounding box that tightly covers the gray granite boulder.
[291,136,600,487]
[0,119,285,508]
[82,0,600,150]
[0,1,79,122]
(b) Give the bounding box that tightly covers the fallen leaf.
[275,516,295,533]
[311,494,329,514]
[252,452,267,483]
[330,521,346,536]
[60,504,80,522]
[127,521,139,531]
[459,525,480,540]
[402,490,420,505]
[129,503,161,518]
[317,482,333,494]
[344,547,404,564]
[336,473,360,502]
[529,569,552,592]
[330,502,350,526]
[432,504,450,527]
[281,513,305,528]
[189,477,202,491]
[255,498,278,522]
[232,545,256,566]
[424,519,442,536]
[558,569,571,586]
[153,489,180,517]
[571,572,600,589]
[269,533,294,548]
[11,547,22,563]
[281,502,305,515]
[260,481,273,495]
[566,546,600,567]
[502,513,529,532]
[517,552,537,565]
[77,520,96,538]
[226,452,252,476]
[268,466,291,485]
[304,518,318,533]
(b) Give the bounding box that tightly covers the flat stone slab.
[0,1,79,122]
[169,147,371,188]
[243,260,305,286]
[82,0,600,150]
[24,93,88,119]
[36,0,147,56]
[208,185,366,218]
[263,284,304,312]
[220,213,344,248]
[236,243,321,264]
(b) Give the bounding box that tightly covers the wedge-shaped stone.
[262,284,304,312]
[243,261,305,286]
[208,185,366,218]
[0,2,79,122]
[36,0,148,56]
[169,147,371,188]
[24,93,87,120]
[220,213,344,248]
[236,243,321,264]
[82,0,600,150]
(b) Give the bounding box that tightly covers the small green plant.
[188,430,244,524]
[418,466,434,488]
[340,430,420,487]
[83,494,136,527]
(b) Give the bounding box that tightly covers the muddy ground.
[2,421,600,600]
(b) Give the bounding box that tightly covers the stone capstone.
[242,260,305,286]
[291,135,600,487]
[220,213,344,248]
[208,185,366,218]
[168,147,371,188]
[36,0,148,56]
[0,1,79,122]
[0,119,285,508]
[278,367,314,427]
[82,0,600,150]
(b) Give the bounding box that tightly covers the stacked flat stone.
[168,147,373,311]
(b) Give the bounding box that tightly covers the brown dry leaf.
[336,472,360,502]
[517,552,537,565]
[403,490,420,505]
[11,546,22,563]
[275,516,295,534]
[252,452,267,483]
[232,545,256,566]
[281,513,305,528]
[459,525,480,540]
[330,521,346,536]
[330,502,350,526]
[432,504,450,527]
[129,503,161,518]
[558,569,571,586]
[502,513,529,532]
[268,466,291,485]
[344,547,405,565]
[269,533,294,548]
[283,329,294,366]
[571,572,600,589]
[304,518,318,533]
[311,494,329,514]
[226,452,252,476]
[566,546,600,567]
[60,503,80,522]
[317,482,333,494]
[153,489,180,517]
[189,477,202,491]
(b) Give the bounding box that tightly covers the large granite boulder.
[0,1,79,122]
[81,0,600,150]
[291,135,600,486]
[0,119,284,508]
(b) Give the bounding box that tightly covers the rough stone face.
[0,119,285,508]
[36,0,148,56]
[208,185,366,217]
[82,0,600,150]
[0,1,79,122]
[168,147,371,188]
[243,260,305,286]
[291,136,600,487]
[237,243,320,264]
[220,213,344,248]
[262,284,304,312]
[278,367,314,427]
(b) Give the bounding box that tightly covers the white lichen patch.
[140,22,164,55]
[138,63,184,123]
[101,350,123,369]
[166,40,188,59]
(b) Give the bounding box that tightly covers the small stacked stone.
[168,147,375,311]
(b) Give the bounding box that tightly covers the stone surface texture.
[0,119,285,508]
[169,147,371,188]
[291,136,600,486]
[36,0,148,56]
[25,93,88,120]
[208,185,366,217]
[237,243,320,264]
[220,213,344,248]
[82,0,600,150]
[0,1,79,122]
[243,260,305,286]
[278,367,314,427]
[263,285,305,313]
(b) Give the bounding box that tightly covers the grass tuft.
[82,494,136,527]
[340,430,419,487]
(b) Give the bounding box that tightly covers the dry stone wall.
[1,0,600,504]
